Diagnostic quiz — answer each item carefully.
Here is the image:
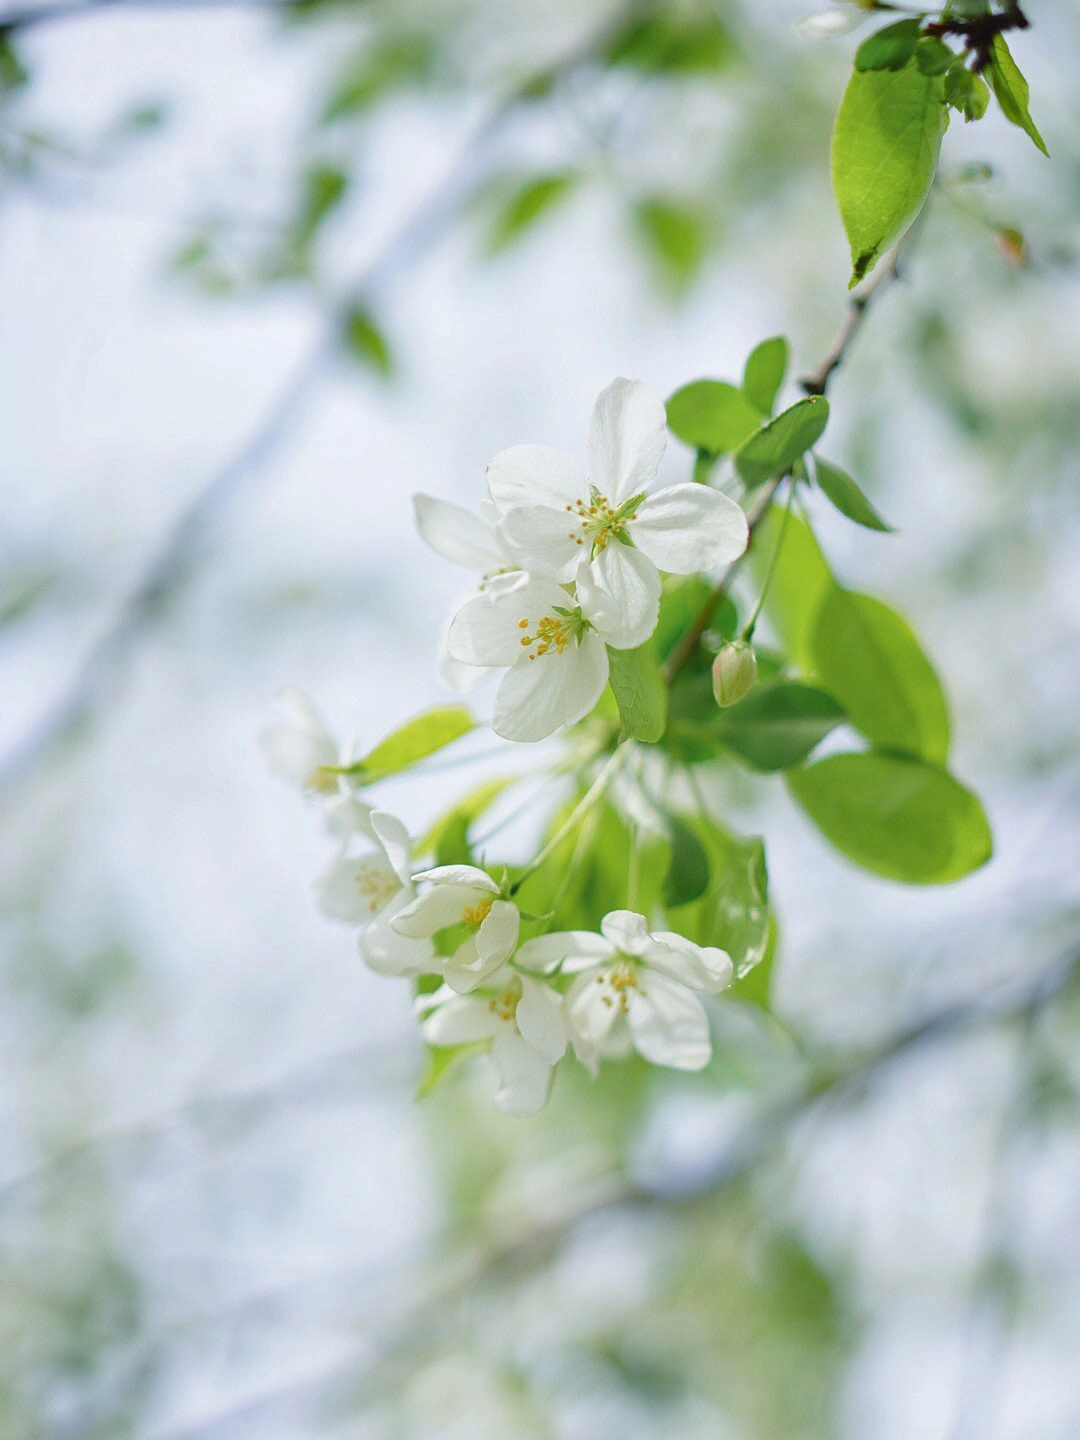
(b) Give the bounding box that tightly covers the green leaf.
[633,196,712,288]
[321,33,435,122]
[662,813,710,907]
[338,706,474,783]
[0,37,28,92]
[832,61,947,286]
[607,643,668,743]
[986,34,1048,156]
[294,163,348,244]
[742,336,789,417]
[915,37,954,77]
[813,456,893,532]
[943,66,990,122]
[605,11,732,74]
[734,396,830,488]
[486,171,579,254]
[786,751,992,883]
[716,680,846,772]
[341,304,393,376]
[751,508,833,670]
[664,816,770,978]
[855,19,922,73]
[416,1042,484,1098]
[417,778,514,866]
[810,588,949,763]
[666,380,763,455]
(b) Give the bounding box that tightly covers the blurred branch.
[0,3,641,801]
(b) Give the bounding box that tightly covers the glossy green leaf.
[735,396,830,488]
[987,34,1048,156]
[787,750,992,883]
[742,336,789,417]
[716,680,846,772]
[832,61,947,286]
[607,643,668,743]
[664,816,770,978]
[662,813,710,907]
[337,706,474,782]
[810,588,949,762]
[751,508,833,670]
[341,305,393,375]
[855,19,922,73]
[486,171,579,253]
[813,456,893,531]
[666,380,763,455]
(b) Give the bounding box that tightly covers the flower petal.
[485,444,587,513]
[490,1030,554,1113]
[492,632,608,742]
[578,545,661,649]
[586,378,667,503]
[413,493,510,572]
[420,992,500,1045]
[446,576,570,668]
[391,883,477,937]
[361,890,435,976]
[600,910,651,954]
[476,899,520,968]
[411,865,499,890]
[631,485,749,574]
[497,504,582,581]
[515,930,612,974]
[516,975,568,1063]
[626,972,711,1069]
[565,967,621,1050]
[316,851,400,924]
[641,931,734,993]
[369,810,413,885]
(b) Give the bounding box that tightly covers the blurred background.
[1,1,1079,1436]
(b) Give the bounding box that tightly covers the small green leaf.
[986,34,1048,156]
[294,163,348,244]
[915,37,954,77]
[943,66,990,122]
[751,508,833,670]
[605,11,732,74]
[338,706,474,782]
[417,778,514,865]
[813,456,893,532]
[0,37,28,92]
[607,643,668,743]
[662,813,710,907]
[742,336,789,417]
[486,171,579,253]
[832,61,947,286]
[855,19,922,73]
[633,196,711,288]
[321,33,435,122]
[716,680,846,772]
[810,588,949,763]
[666,380,763,455]
[341,304,393,375]
[664,816,770,978]
[735,396,830,488]
[786,751,992,884]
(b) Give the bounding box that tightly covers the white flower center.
[355,863,400,915]
[462,896,494,928]
[595,956,642,1012]
[488,977,522,1026]
[516,607,587,661]
[563,488,643,555]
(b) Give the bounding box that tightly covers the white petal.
[369,810,413,885]
[413,493,510,572]
[642,932,734,993]
[565,968,621,1051]
[600,910,651,954]
[515,930,611,975]
[361,891,435,976]
[420,994,499,1045]
[485,443,587,513]
[497,504,582,581]
[490,1030,554,1113]
[476,899,520,967]
[578,545,661,649]
[626,972,711,1070]
[391,883,480,938]
[586,378,667,503]
[261,688,338,790]
[516,976,568,1063]
[323,795,375,840]
[492,633,608,742]
[316,851,400,924]
[446,577,570,668]
[412,865,499,890]
[630,485,749,574]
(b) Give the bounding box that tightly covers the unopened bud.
[712,641,757,708]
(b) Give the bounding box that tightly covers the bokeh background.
[2,2,1079,1436]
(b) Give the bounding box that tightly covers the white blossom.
[413,494,519,579]
[486,378,749,616]
[417,966,567,1113]
[391,864,520,993]
[516,910,733,1074]
[260,688,340,794]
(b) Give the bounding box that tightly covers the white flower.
[317,811,434,977]
[417,966,568,1113]
[486,378,749,613]
[391,864,520,993]
[445,570,635,743]
[261,688,340,794]
[413,494,519,579]
[517,910,733,1074]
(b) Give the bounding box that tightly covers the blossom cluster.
[262,689,734,1112]
[415,377,749,741]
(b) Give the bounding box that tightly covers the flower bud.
[712,641,757,708]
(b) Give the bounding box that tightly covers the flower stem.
[741,476,796,643]
[509,741,630,895]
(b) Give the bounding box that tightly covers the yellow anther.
[462,898,493,928]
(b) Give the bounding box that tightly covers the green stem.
[508,741,630,895]
[742,477,796,643]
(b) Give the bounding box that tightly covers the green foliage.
[944,66,990,122]
[714,680,846,773]
[418,779,514,867]
[341,304,394,375]
[809,588,950,764]
[664,814,770,978]
[607,642,668,743]
[742,336,789,417]
[295,163,348,245]
[604,9,734,75]
[484,170,579,254]
[855,19,923,74]
[832,60,947,286]
[336,706,473,783]
[787,750,992,883]
[813,456,894,532]
[734,396,830,488]
[666,380,763,455]
[661,812,711,907]
[633,196,712,288]
[321,32,436,121]
[987,33,1048,155]
[0,36,27,91]
[752,508,833,668]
